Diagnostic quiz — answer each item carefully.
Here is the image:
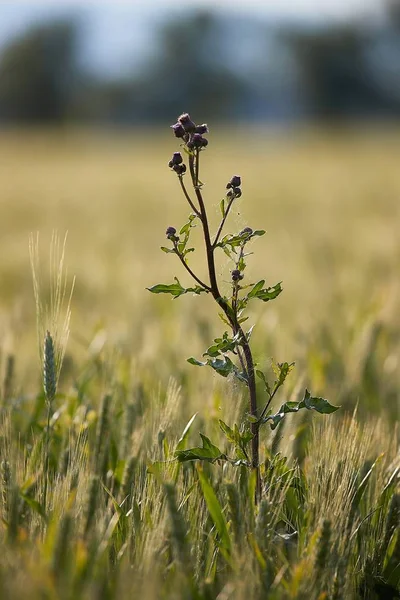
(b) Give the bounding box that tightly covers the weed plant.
[149,114,338,499]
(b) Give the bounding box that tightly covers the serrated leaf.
[264,390,340,430]
[299,389,340,414]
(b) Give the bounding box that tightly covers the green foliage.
[147,277,207,298]
[261,389,340,430]
[175,433,225,463]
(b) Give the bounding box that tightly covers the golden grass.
[0,125,398,598]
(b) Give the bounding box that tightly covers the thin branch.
[257,383,282,424]
[173,243,211,291]
[189,154,221,298]
[213,197,235,248]
[179,177,201,217]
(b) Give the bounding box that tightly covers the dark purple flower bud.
[233,187,242,198]
[166,226,176,239]
[173,164,186,176]
[178,113,196,133]
[226,175,241,189]
[191,133,208,148]
[171,122,185,138]
[231,269,244,282]
[195,124,209,134]
[168,152,183,168]
[240,227,253,236]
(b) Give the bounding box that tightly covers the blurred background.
[0,1,399,420]
[0,0,400,123]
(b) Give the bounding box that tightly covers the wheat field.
[0,125,399,599]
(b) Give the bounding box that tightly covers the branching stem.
[172,242,211,292]
[188,150,261,500]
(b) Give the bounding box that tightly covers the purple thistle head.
[195,124,209,134]
[171,122,185,138]
[178,113,196,133]
[231,269,244,282]
[166,226,177,239]
[226,175,241,189]
[168,152,183,168]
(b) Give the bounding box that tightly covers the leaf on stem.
[262,389,340,430]
[247,281,282,302]
[147,277,207,298]
[256,369,271,395]
[175,433,225,463]
[187,355,247,382]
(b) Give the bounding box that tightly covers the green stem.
[43,401,51,513]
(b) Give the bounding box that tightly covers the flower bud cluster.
[231,269,244,282]
[169,113,209,167]
[166,226,178,240]
[226,175,242,199]
[168,151,186,175]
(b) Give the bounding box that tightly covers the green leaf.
[197,466,231,553]
[20,492,46,519]
[247,414,258,424]
[275,361,295,386]
[247,280,266,299]
[219,420,236,443]
[147,277,207,298]
[160,246,176,254]
[187,357,207,367]
[203,332,237,358]
[188,355,246,382]
[256,369,271,395]
[299,389,340,414]
[208,357,237,377]
[264,389,340,430]
[248,282,282,302]
[179,213,197,235]
[265,401,303,430]
[175,433,225,463]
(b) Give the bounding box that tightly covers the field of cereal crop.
[0,125,399,599]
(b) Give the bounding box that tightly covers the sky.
[0,0,387,78]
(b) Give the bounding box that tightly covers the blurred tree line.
[0,7,399,124]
